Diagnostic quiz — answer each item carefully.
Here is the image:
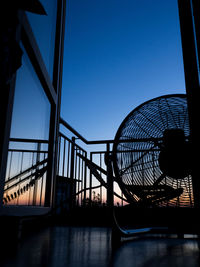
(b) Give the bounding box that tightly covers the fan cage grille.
[113,94,193,207]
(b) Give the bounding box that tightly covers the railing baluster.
[57,135,61,176]
[62,139,66,177]
[8,151,13,181]
[83,152,87,206]
[89,152,93,206]
[67,141,70,178]
[78,150,81,205]
[81,151,84,205]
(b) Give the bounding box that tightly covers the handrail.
[60,117,164,145]
[60,117,114,144]
[9,137,49,143]
[8,149,48,153]
[4,165,47,193]
[59,132,86,152]
[5,158,48,186]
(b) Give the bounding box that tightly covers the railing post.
[106,143,113,208]
[89,152,93,206]
[33,142,41,205]
[69,137,75,209]
[83,151,87,206]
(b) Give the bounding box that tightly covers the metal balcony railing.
[2,118,126,212]
[3,114,194,213]
[58,118,126,209]
[3,138,48,206]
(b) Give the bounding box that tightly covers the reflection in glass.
[10,44,50,140]
[26,0,57,79]
[4,44,51,206]
[3,141,48,206]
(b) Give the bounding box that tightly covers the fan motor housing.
[158,129,191,179]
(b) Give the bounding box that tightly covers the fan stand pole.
[178,0,200,208]
[106,143,114,208]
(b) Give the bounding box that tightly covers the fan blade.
[153,173,166,186]
[120,144,158,176]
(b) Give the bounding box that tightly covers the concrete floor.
[1,226,200,267]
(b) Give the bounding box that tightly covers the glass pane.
[26,0,57,79]
[3,148,48,207]
[4,44,51,206]
[10,45,51,140]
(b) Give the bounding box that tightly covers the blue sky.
[61,0,185,141]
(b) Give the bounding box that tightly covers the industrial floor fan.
[112,94,197,240]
